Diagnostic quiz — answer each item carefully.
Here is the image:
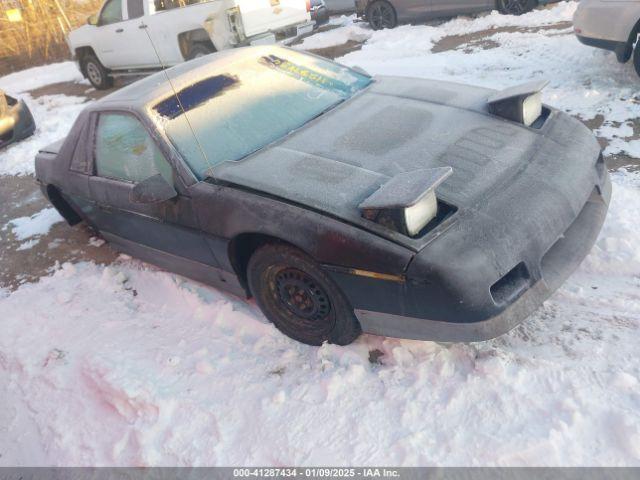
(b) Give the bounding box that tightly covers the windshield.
[152,47,372,180]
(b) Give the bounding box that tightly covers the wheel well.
[75,46,96,62]
[177,29,216,60]
[228,233,295,295]
[628,18,640,49]
[74,46,98,76]
[46,185,82,226]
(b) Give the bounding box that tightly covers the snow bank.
[1,176,639,466]
[0,62,83,94]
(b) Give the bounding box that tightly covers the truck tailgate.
[237,0,310,37]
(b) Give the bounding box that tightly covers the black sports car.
[35,46,610,346]
[1,90,35,149]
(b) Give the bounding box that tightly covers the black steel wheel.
[367,0,397,30]
[247,244,361,346]
[498,0,537,15]
[81,54,113,90]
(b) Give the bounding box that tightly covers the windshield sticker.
[154,74,240,119]
[259,55,361,98]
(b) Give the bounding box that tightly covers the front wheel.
[247,244,361,346]
[367,0,397,30]
[498,0,537,15]
[81,54,113,90]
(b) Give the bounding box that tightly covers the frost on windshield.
[152,47,372,180]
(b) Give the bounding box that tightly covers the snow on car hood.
[213,76,591,226]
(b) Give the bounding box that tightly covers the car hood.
[213,76,599,247]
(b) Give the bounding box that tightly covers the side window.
[127,0,144,19]
[94,113,173,184]
[99,0,123,25]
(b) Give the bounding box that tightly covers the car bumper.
[576,34,630,63]
[327,110,611,342]
[0,98,36,150]
[353,175,611,342]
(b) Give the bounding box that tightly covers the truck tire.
[498,0,537,15]
[187,43,214,60]
[81,54,113,90]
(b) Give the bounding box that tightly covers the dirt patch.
[432,21,573,54]
[0,175,118,290]
[307,40,365,60]
[27,81,109,101]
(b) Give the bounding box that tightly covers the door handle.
[138,24,147,29]
[115,28,124,32]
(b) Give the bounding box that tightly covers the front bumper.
[327,109,611,342]
[354,175,611,342]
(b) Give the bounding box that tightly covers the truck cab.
[68,0,313,89]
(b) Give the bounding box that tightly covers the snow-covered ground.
[1,1,640,466]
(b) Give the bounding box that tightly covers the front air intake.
[490,262,531,305]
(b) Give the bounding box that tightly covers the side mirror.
[130,174,177,204]
[88,14,98,25]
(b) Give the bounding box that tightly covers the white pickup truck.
[68,0,314,89]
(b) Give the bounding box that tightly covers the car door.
[394,0,432,20]
[428,0,493,16]
[86,111,220,268]
[93,0,152,69]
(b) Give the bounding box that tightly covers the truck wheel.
[247,243,362,346]
[498,0,536,15]
[81,54,113,90]
[367,0,397,30]
[187,43,214,60]
[634,44,640,77]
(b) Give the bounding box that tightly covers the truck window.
[127,0,145,19]
[99,0,123,24]
[153,0,180,11]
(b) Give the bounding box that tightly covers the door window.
[95,113,173,184]
[127,0,145,18]
[99,0,123,25]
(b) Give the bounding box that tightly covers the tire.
[498,0,537,15]
[187,43,214,60]
[634,44,640,77]
[247,243,362,346]
[81,54,113,90]
[367,0,397,30]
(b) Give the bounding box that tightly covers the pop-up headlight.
[487,80,548,127]
[359,167,453,237]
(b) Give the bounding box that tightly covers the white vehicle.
[573,0,640,76]
[68,0,314,89]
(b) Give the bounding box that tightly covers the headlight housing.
[487,80,548,127]
[359,167,453,237]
